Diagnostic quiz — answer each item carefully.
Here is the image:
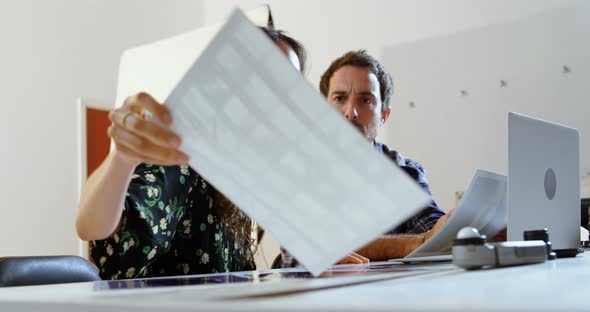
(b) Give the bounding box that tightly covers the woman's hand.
[108,92,189,166]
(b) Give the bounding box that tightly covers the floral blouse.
[90,164,255,280]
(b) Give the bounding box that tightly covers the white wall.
[204,0,576,98]
[203,0,582,212]
[382,1,590,212]
[0,0,204,256]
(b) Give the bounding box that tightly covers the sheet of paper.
[403,169,507,259]
[165,9,431,276]
[112,5,270,152]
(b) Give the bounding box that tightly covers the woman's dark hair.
[260,27,307,73]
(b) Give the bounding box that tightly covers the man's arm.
[356,234,425,261]
[356,209,452,260]
[356,145,449,260]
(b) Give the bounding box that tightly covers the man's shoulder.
[376,142,425,173]
[376,142,437,201]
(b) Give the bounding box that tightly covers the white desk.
[0,254,587,311]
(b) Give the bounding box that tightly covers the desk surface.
[0,254,588,311]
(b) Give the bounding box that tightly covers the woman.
[76,27,367,280]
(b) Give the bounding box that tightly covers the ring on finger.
[120,111,134,128]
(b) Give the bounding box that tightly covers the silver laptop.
[508,112,580,251]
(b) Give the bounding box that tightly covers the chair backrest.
[0,256,101,287]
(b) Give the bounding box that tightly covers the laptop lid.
[508,112,580,250]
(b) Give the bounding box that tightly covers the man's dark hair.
[319,50,393,112]
[260,27,307,73]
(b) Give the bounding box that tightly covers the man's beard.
[351,120,378,142]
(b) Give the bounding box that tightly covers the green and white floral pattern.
[90,164,255,280]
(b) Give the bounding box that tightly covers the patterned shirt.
[276,142,445,268]
[374,142,445,234]
[90,164,255,280]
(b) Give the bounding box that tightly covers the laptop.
[508,112,580,253]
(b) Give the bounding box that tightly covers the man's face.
[327,65,391,141]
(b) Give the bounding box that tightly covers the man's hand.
[423,208,455,242]
[335,252,369,265]
[108,92,189,166]
[491,228,507,242]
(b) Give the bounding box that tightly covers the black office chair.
[0,256,101,287]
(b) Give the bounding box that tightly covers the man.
[277,50,448,266]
